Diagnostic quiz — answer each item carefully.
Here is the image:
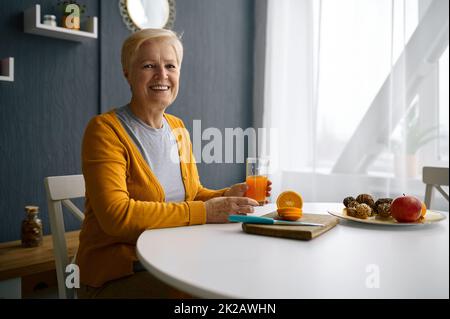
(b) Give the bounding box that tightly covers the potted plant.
[393,107,443,177]
[406,124,441,155]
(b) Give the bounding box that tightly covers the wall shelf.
[24,4,98,42]
[0,57,14,82]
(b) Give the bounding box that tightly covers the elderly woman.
[76,29,270,299]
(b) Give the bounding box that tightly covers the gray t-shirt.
[116,105,186,202]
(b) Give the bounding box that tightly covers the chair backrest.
[44,174,85,299]
[423,166,449,209]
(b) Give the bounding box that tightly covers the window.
[439,46,449,162]
[263,0,449,204]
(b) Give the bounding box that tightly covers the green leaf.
[406,125,442,154]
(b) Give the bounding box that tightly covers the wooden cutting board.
[242,212,339,241]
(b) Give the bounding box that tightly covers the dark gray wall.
[173,0,254,190]
[0,0,254,242]
[0,0,99,242]
[99,0,131,111]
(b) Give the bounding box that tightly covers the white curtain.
[261,0,449,210]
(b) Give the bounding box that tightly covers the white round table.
[136,203,449,298]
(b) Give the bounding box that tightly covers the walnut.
[348,200,359,208]
[346,207,358,218]
[354,203,372,219]
[374,198,393,212]
[377,202,392,218]
[356,194,375,209]
[374,198,393,218]
[343,196,356,207]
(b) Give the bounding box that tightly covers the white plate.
[328,209,447,226]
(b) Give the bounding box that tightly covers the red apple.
[391,195,422,222]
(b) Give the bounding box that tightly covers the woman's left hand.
[224,180,272,199]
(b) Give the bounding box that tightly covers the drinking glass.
[245,157,269,205]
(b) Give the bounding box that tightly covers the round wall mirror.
[119,0,176,32]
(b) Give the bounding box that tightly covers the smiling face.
[124,38,181,110]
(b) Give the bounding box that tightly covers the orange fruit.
[277,191,303,209]
[279,214,301,221]
[277,207,303,221]
[277,207,302,215]
[421,202,427,218]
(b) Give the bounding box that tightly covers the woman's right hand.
[204,197,259,223]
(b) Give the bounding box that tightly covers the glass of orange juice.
[245,157,269,205]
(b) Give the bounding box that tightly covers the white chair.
[423,166,449,209]
[44,174,85,299]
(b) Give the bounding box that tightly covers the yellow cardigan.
[77,110,228,287]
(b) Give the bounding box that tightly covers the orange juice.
[246,175,268,205]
